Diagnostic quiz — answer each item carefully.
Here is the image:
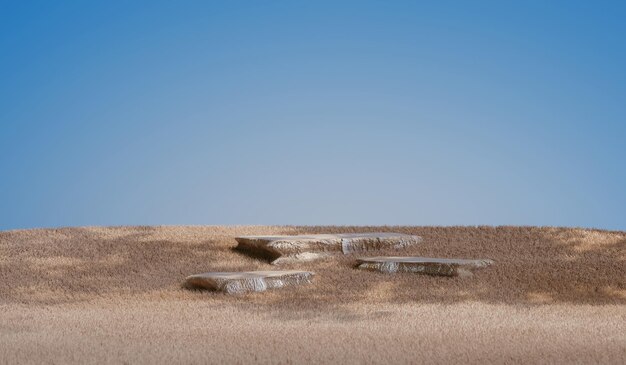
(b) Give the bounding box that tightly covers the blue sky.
[1,1,625,230]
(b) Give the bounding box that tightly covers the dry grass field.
[1,226,625,364]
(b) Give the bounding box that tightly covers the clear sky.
[1,1,625,231]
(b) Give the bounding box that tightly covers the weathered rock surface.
[184,270,314,294]
[235,233,422,264]
[356,256,494,277]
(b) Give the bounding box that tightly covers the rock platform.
[184,270,314,294]
[235,232,421,264]
[356,256,494,276]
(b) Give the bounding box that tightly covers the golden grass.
[1,225,625,363]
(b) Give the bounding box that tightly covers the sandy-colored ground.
[1,226,625,364]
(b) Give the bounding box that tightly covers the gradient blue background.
[1,1,625,231]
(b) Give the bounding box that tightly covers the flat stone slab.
[235,233,422,264]
[356,256,494,277]
[184,270,314,294]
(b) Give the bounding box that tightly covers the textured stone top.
[357,256,494,266]
[235,232,421,264]
[184,270,314,294]
[237,232,418,242]
[356,256,494,276]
